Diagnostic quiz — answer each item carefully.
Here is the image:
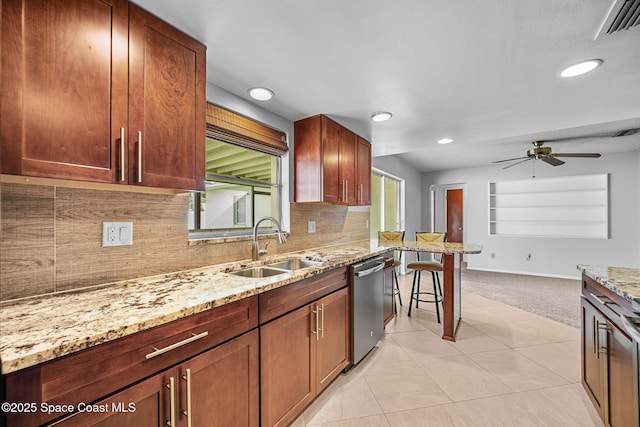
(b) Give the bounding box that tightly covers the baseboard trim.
[465,266,581,281]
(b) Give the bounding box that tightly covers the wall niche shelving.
[488,174,608,239]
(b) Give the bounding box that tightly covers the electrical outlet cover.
[103,222,133,247]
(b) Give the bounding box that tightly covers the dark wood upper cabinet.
[128,4,205,191]
[294,115,371,205]
[1,0,205,191]
[356,136,372,205]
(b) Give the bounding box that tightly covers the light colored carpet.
[461,266,582,328]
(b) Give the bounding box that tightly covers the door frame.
[430,183,467,258]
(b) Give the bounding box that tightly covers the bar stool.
[378,231,404,313]
[407,232,447,321]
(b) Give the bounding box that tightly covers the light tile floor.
[292,274,603,427]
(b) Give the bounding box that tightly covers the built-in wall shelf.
[488,174,608,238]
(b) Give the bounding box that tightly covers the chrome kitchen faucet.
[252,216,287,261]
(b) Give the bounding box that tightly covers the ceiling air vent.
[595,0,640,39]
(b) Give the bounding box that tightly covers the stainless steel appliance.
[350,256,385,365]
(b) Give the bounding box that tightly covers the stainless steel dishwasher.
[350,256,386,365]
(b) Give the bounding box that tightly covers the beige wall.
[0,181,369,301]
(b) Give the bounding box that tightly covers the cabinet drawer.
[4,296,258,427]
[582,275,634,329]
[259,267,348,324]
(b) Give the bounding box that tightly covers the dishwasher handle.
[354,259,386,277]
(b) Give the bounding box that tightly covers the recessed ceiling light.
[560,59,602,77]
[371,111,392,122]
[248,87,274,101]
[437,138,454,144]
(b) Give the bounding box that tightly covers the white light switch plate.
[102,222,133,247]
[308,220,316,233]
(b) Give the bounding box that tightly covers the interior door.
[446,189,463,242]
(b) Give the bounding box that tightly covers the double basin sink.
[231,258,324,278]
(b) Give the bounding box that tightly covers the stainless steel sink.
[265,259,323,270]
[230,258,324,278]
[230,266,289,278]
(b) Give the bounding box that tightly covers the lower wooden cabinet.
[581,274,639,427]
[52,330,259,427]
[260,287,350,427]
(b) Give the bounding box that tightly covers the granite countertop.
[577,264,640,308]
[0,239,482,374]
[379,241,483,254]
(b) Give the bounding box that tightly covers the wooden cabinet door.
[53,367,175,427]
[316,287,350,393]
[339,129,357,204]
[604,320,636,427]
[321,117,341,203]
[356,137,372,205]
[127,4,206,191]
[1,0,129,182]
[260,304,316,427]
[183,330,259,427]
[582,298,606,418]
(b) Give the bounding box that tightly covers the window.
[370,169,404,238]
[189,103,288,237]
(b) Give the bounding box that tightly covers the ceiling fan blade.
[541,156,565,166]
[502,158,532,169]
[552,153,601,158]
[493,156,530,164]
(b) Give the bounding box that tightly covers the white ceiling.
[134,0,640,172]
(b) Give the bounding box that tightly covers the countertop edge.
[577,264,640,307]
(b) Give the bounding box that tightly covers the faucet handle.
[259,241,270,256]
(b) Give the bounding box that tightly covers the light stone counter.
[0,240,396,374]
[577,264,640,308]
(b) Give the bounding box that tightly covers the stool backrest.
[415,232,447,262]
[379,231,405,262]
[378,231,405,243]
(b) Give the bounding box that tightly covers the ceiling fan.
[493,140,601,169]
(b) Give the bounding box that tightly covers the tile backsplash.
[0,182,369,301]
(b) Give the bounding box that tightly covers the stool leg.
[432,272,441,323]
[415,271,421,309]
[408,271,418,317]
[393,269,403,306]
[392,271,398,315]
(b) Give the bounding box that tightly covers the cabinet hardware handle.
[595,319,600,359]
[119,127,126,182]
[359,184,363,203]
[320,303,325,338]
[313,307,320,341]
[345,180,348,201]
[146,331,209,359]
[137,131,143,182]
[590,293,608,306]
[182,368,192,427]
[593,318,597,355]
[166,377,176,426]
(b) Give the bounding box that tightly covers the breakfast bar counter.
[377,241,483,341]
